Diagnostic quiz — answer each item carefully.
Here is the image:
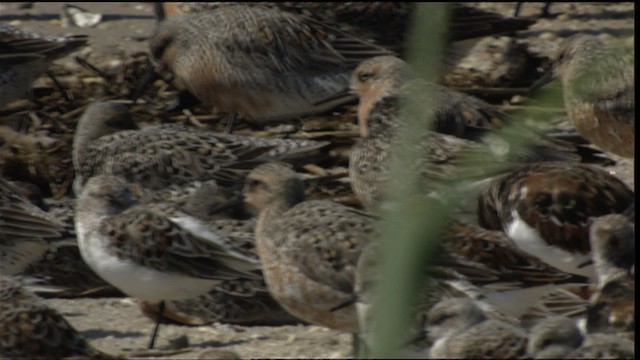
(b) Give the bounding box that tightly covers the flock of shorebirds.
[0,2,635,359]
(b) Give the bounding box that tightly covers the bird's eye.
[246,179,261,189]
[430,313,452,326]
[358,71,374,82]
[540,338,553,348]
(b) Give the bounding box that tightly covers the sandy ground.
[1,2,634,359]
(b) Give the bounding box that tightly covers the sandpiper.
[0,178,61,275]
[75,175,261,348]
[586,214,635,340]
[527,315,635,359]
[0,276,108,358]
[137,183,301,327]
[425,298,528,359]
[527,316,586,359]
[72,101,328,194]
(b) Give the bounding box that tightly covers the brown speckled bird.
[586,214,635,341]
[0,178,61,275]
[0,276,110,359]
[137,182,301,327]
[425,298,528,359]
[72,101,329,194]
[527,315,635,359]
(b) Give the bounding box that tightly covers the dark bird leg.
[147,300,165,349]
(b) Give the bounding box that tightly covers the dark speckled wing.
[98,203,260,281]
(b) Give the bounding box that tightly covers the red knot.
[551,34,634,158]
[347,56,604,211]
[244,162,376,333]
[149,4,392,125]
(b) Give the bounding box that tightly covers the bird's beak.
[527,66,555,94]
[131,62,160,103]
[313,88,354,107]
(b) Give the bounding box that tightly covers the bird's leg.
[147,300,165,349]
[224,113,237,134]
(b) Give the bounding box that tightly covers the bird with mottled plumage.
[527,315,635,359]
[352,220,590,347]
[349,55,512,140]
[527,316,586,359]
[75,175,262,348]
[586,214,635,340]
[138,233,303,326]
[348,56,610,212]
[477,162,634,281]
[137,182,301,327]
[551,34,635,158]
[72,101,328,194]
[348,93,493,211]
[0,178,61,275]
[0,276,111,359]
[154,2,535,58]
[149,3,393,125]
[244,162,377,333]
[0,22,88,107]
[425,298,528,359]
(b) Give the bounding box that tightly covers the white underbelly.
[77,224,218,301]
[506,211,595,280]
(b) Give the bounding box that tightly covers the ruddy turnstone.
[477,161,634,279]
[351,220,590,344]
